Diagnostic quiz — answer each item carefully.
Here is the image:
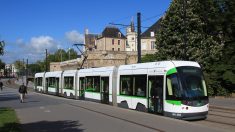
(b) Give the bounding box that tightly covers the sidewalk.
[209,97,235,109]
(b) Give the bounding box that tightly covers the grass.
[0,107,21,132]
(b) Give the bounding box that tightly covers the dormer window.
[150,32,155,37]
[118,32,121,38]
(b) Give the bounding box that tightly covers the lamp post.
[68,48,71,60]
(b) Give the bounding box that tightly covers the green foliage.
[0,60,5,69]
[141,54,156,63]
[153,0,235,96]
[0,107,21,132]
[0,41,5,56]
[155,0,223,69]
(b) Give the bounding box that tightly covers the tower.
[126,17,137,51]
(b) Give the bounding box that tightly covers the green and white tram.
[34,61,208,120]
[117,61,208,120]
[34,72,45,92]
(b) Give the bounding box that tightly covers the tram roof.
[35,72,45,77]
[45,71,62,77]
[78,66,115,73]
[118,61,200,71]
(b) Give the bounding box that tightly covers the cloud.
[1,30,84,64]
[29,36,58,53]
[1,36,59,64]
[65,30,84,44]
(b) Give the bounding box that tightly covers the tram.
[34,61,208,120]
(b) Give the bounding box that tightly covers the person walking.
[19,83,27,103]
[0,81,3,91]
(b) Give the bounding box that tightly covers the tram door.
[79,77,85,99]
[45,78,49,93]
[101,77,109,104]
[55,78,59,96]
[148,76,164,114]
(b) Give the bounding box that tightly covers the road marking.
[40,106,45,110]
[44,110,51,113]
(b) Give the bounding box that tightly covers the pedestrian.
[19,83,27,103]
[0,81,3,91]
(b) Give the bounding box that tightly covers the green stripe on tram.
[166,100,181,106]
[117,95,146,99]
[166,68,177,75]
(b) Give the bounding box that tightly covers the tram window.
[101,77,109,93]
[93,76,100,92]
[120,76,133,96]
[64,76,74,89]
[48,77,56,88]
[86,76,100,92]
[37,77,43,86]
[134,75,147,97]
[166,74,181,99]
[79,77,85,91]
[120,75,147,97]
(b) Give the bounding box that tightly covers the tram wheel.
[119,101,129,109]
[136,103,147,112]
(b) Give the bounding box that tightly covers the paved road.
[0,86,224,132]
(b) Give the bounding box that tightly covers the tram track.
[194,105,235,131]
[67,103,165,132]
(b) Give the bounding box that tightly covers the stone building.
[96,26,126,51]
[141,18,161,51]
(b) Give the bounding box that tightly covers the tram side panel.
[62,70,77,99]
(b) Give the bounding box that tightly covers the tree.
[67,48,78,60]
[0,60,5,70]
[153,0,235,96]
[14,60,25,76]
[141,54,156,63]
[0,41,5,55]
[155,0,223,68]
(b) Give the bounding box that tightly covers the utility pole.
[26,59,28,86]
[137,12,141,63]
[45,49,48,72]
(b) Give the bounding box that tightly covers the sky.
[0,0,172,64]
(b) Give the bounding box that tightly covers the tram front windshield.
[177,67,208,99]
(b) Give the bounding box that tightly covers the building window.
[151,41,155,49]
[112,48,115,51]
[118,48,120,51]
[132,37,134,40]
[118,40,120,45]
[112,39,114,45]
[118,32,121,38]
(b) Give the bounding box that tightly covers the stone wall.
[49,50,156,71]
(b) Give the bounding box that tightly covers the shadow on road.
[0,120,84,132]
[0,94,19,101]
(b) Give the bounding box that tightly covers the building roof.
[141,18,162,38]
[100,26,126,39]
